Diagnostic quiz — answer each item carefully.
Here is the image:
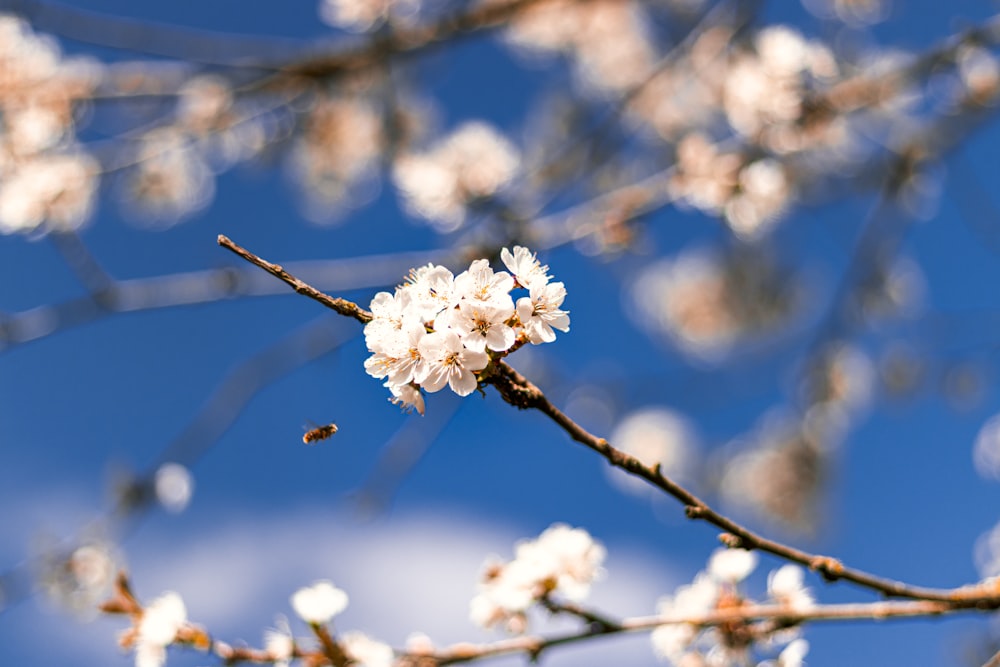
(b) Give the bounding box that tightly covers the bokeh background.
[2,0,1000,665]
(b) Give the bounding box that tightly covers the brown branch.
[482,359,1000,606]
[266,0,565,85]
[431,598,992,665]
[217,235,373,324]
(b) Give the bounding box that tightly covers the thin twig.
[217,235,373,324]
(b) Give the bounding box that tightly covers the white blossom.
[290,580,348,625]
[0,153,97,234]
[774,638,809,667]
[319,0,419,32]
[342,631,394,667]
[364,247,568,411]
[454,259,515,308]
[263,620,294,667]
[707,548,758,583]
[516,281,570,344]
[501,245,551,290]
[767,565,814,611]
[447,300,516,353]
[471,524,604,632]
[393,122,520,230]
[154,463,194,513]
[135,592,187,667]
[403,264,457,322]
[416,330,489,396]
[386,381,426,415]
[651,574,719,662]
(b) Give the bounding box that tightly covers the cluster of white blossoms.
[289,580,394,667]
[470,524,605,633]
[652,548,814,666]
[393,122,520,231]
[0,14,101,235]
[364,246,569,414]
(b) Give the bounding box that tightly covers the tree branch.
[217,235,373,324]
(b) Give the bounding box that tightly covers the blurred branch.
[1,0,314,67]
[0,247,443,352]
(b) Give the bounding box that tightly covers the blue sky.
[2,1,1000,666]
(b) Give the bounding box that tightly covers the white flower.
[386,381,425,415]
[364,289,421,355]
[154,463,193,513]
[319,0,419,32]
[366,247,568,409]
[521,524,605,602]
[365,321,427,386]
[135,592,187,667]
[0,153,98,234]
[767,565,814,611]
[776,638,809,667]
[607,408,697,496]
[416,330,489,396]
[651,574,719,662]
[454,259,515,308]
[403,264,456,322]
[707,548,757,583]
[393,122,520,230]
[501,246,551,290]
[515,281,570,344]
[470,524,604,632]
[290,581,348,625]
[447,300,516,353]
[342,631,394,667]
[263,619,294,667]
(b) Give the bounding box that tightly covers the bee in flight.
[303,422,338,444]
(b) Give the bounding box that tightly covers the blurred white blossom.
[290,95,383,221]
[290,580,349,625]
[135,592,187,667]
[263,620,294,667]
[393,122,519,231]
[767,565,814,611]
[123,129,214,225]
[0,152,97,234]
[607,407,698,495]
[342,631,394,667]
[319,0,420,32]
[154,463,194,513]
[975,413,1000,481]
[707,548,758,583]
[470,524,605,632]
